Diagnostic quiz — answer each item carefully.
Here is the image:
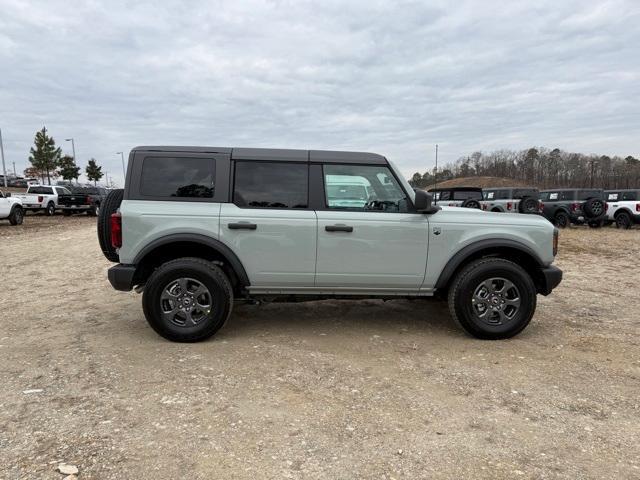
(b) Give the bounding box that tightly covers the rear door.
[219,156,317,287]
[314,162,429,290]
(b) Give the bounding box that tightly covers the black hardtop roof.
[131,146,387,164]
[604,188,640,192]
[483,186,538,191]
[540,188,604,192]
[428,186,483,192]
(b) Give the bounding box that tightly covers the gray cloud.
[1,0,638,185]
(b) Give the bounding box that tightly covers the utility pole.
[116,152,126,178]
[65,138,77,183]
[432,144,439,200]
[0,128,7,188]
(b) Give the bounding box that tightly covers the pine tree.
[58,155,81,183]
[85,158,104,186]
[28,127,62,185]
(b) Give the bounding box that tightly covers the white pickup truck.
[13,184,80,216]
[0,190,24,225]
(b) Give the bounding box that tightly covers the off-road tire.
[583,197,605,219]
[8,206,24,225]
[554,211,570,228]
[615,212,632,229]
[97,189,124,262]
[448,258,537,340]
[461,199,481,209]
[518,196,539,214]
[45,201,55,216]
[142,258,233,342]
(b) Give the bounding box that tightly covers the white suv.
[604,189,640,229]
[98,147,562,342]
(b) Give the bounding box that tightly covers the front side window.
[233,161,308,209]
[621,191,638,201]
[140,156,215,198]
[323,164,409,212]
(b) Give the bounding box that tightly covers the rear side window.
[606,192,619,201]
[140,157,215,198]
[233,161,308,209]
[541,191,560,201]
[513,189,538,199]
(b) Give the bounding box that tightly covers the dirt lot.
[1,216,639,479]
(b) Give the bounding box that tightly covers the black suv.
[428,187,483,208]
[540,189,606,228]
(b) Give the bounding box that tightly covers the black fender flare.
[133,233,250,287]
[434,239,545,290]
[613,208,634,218]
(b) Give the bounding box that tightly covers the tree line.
[26,127,104,185]
[409,147,640,190]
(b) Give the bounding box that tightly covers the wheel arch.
[434,240,546,294]
[613,207,633,218]
[132,234,250,295]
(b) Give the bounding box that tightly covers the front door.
[219,160,317,287]
[315,164,429,290]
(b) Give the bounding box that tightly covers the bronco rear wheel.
[142,257,233,342]
[448,258,537,339]
[615,212,632,229]
[554,211,569,228]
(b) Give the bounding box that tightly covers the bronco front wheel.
[448,258,537,339]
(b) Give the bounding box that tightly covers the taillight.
[110,212,122,249]
[539,202,544,212]
[38,195,43,203]
[86,195,91,205]
[553,228,559,256]
[482,204,487,210]
[507,202,513,210]
[636,203,640,212]
[570,202,580,212]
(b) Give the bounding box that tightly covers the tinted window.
[234,161,307,208]
[621,191,638,201]
[140,157,215,198]
[28,186,54,194]
[577,190,601,200]
[606,192,619,201]
[56,187,71,195]
[452,190,482,200]
[323,164,409,212]
[513,189,538,199]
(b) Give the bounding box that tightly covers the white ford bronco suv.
[99,147,562,342]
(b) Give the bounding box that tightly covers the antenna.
[433,144,438,203]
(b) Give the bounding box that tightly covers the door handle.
[228,222,257,230]
[325,224,353,232]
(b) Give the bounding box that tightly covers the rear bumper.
[108,264,136,291]
[538,265,563,296]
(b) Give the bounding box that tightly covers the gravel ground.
[1,216,639,479]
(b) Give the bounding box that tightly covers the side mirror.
[414,189,438,213]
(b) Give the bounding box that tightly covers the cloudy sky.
[1,0,638,186]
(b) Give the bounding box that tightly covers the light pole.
[116,151,126,178]
[65,138,77,183]
[0,128,7,188]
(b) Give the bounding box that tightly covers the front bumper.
[538,265,563,295]
[108,264,136,291]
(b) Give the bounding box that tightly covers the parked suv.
[539,189,606,228]
[481,187,540,214]
[603,189,640,229]
[427,187,483,209]
[100,147,562,342]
